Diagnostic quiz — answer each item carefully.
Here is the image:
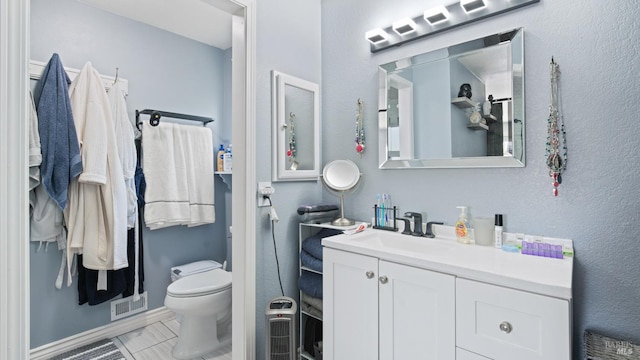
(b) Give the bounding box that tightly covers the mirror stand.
[332,192,354,226]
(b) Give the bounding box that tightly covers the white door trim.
[231,1,257,359]
[0,0,30,359]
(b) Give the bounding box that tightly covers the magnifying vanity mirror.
[322,159,361,226]
[378,28,525,169]
[272,70,320,181]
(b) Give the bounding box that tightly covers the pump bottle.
[455,206,471,244]
[216,144,225,172]
[494,214,504,248]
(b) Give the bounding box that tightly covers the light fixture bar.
[392,18,417,35]
[368,0,539,53]
[365,28,388,44]
[461,0,486,13]
[424,6,450,25]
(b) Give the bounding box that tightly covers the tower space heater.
[265,296,297,360]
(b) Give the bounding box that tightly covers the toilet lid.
[167,269,232,297]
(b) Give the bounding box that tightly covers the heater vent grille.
[110,292,148,321]
[265,297,297,360]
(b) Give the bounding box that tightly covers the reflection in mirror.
[272,71,320,181]
[379,28,525,169]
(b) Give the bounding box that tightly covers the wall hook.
[112,67,119,85]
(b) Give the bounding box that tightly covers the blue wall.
[321,0,640,358]
[254,1,323,359]
[30,0,231,348]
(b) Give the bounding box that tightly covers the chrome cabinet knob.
[379,275,388,284]
[499,321,512,334]
[365,271,374,279]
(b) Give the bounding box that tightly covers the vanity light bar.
[461,0,487,13]
[367,0,539,53]
[424,6,450,25]
[392,18,417,35]
[365,28,388,44]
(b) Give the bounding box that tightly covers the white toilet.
[164,260,232,359]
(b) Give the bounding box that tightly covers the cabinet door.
[323,248,379,360]
[379,261,455,360]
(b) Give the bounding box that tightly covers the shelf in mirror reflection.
[451,97,475,109]
[467,123,488,131]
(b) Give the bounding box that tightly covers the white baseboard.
[30,306,174,360]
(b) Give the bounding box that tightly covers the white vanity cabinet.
[321,228,573,360]
[323,247,456,360]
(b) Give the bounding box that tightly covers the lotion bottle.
[494,214,503,248]
[455,206,471,244]
[216,144,225,172]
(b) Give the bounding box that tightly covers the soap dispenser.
[455,206,471,244]
[216,144,225,172]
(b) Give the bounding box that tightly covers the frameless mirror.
[378,28,525,169]
[272,71,320,181]
[322,159,361,226]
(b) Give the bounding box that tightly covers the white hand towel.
[143,122,190,229]
[179,124,215,227]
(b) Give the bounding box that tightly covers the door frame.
[0,0,257,359]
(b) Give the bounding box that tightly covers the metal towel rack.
[135,109,214,130]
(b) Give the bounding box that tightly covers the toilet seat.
[167,269,232,298]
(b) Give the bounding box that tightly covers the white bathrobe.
[107,81,137,229]
[65,62,128,275]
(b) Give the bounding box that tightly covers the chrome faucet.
[403,212,423,237]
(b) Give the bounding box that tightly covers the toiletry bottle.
[217,144,225,172]
[455,206,471,244]
[494,214,503,249]
[223,144,233,172]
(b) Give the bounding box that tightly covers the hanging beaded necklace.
[545,58,567,196]
[287,112,298,170]
[355,98,365,157]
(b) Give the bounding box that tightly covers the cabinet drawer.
[456,278,570,360]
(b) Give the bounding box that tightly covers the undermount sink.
[342,229,454,255]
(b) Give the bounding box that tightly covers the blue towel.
[300,249,323,272]
[33,53,82,210]
[301,228,343,260]
[298,271,323,299]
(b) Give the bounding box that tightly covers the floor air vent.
[111,292,148,321]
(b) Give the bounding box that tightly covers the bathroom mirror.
[272,70,320,181]
[378,28,525,169]
[322,159,361,226]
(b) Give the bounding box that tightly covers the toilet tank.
[170,260,222,282]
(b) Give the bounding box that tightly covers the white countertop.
[322,227,573,300]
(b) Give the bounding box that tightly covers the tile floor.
[111,316,231,360]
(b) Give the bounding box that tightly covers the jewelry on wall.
[545,57,567,196]
[355,98,365,157]
[287,112,298,170]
